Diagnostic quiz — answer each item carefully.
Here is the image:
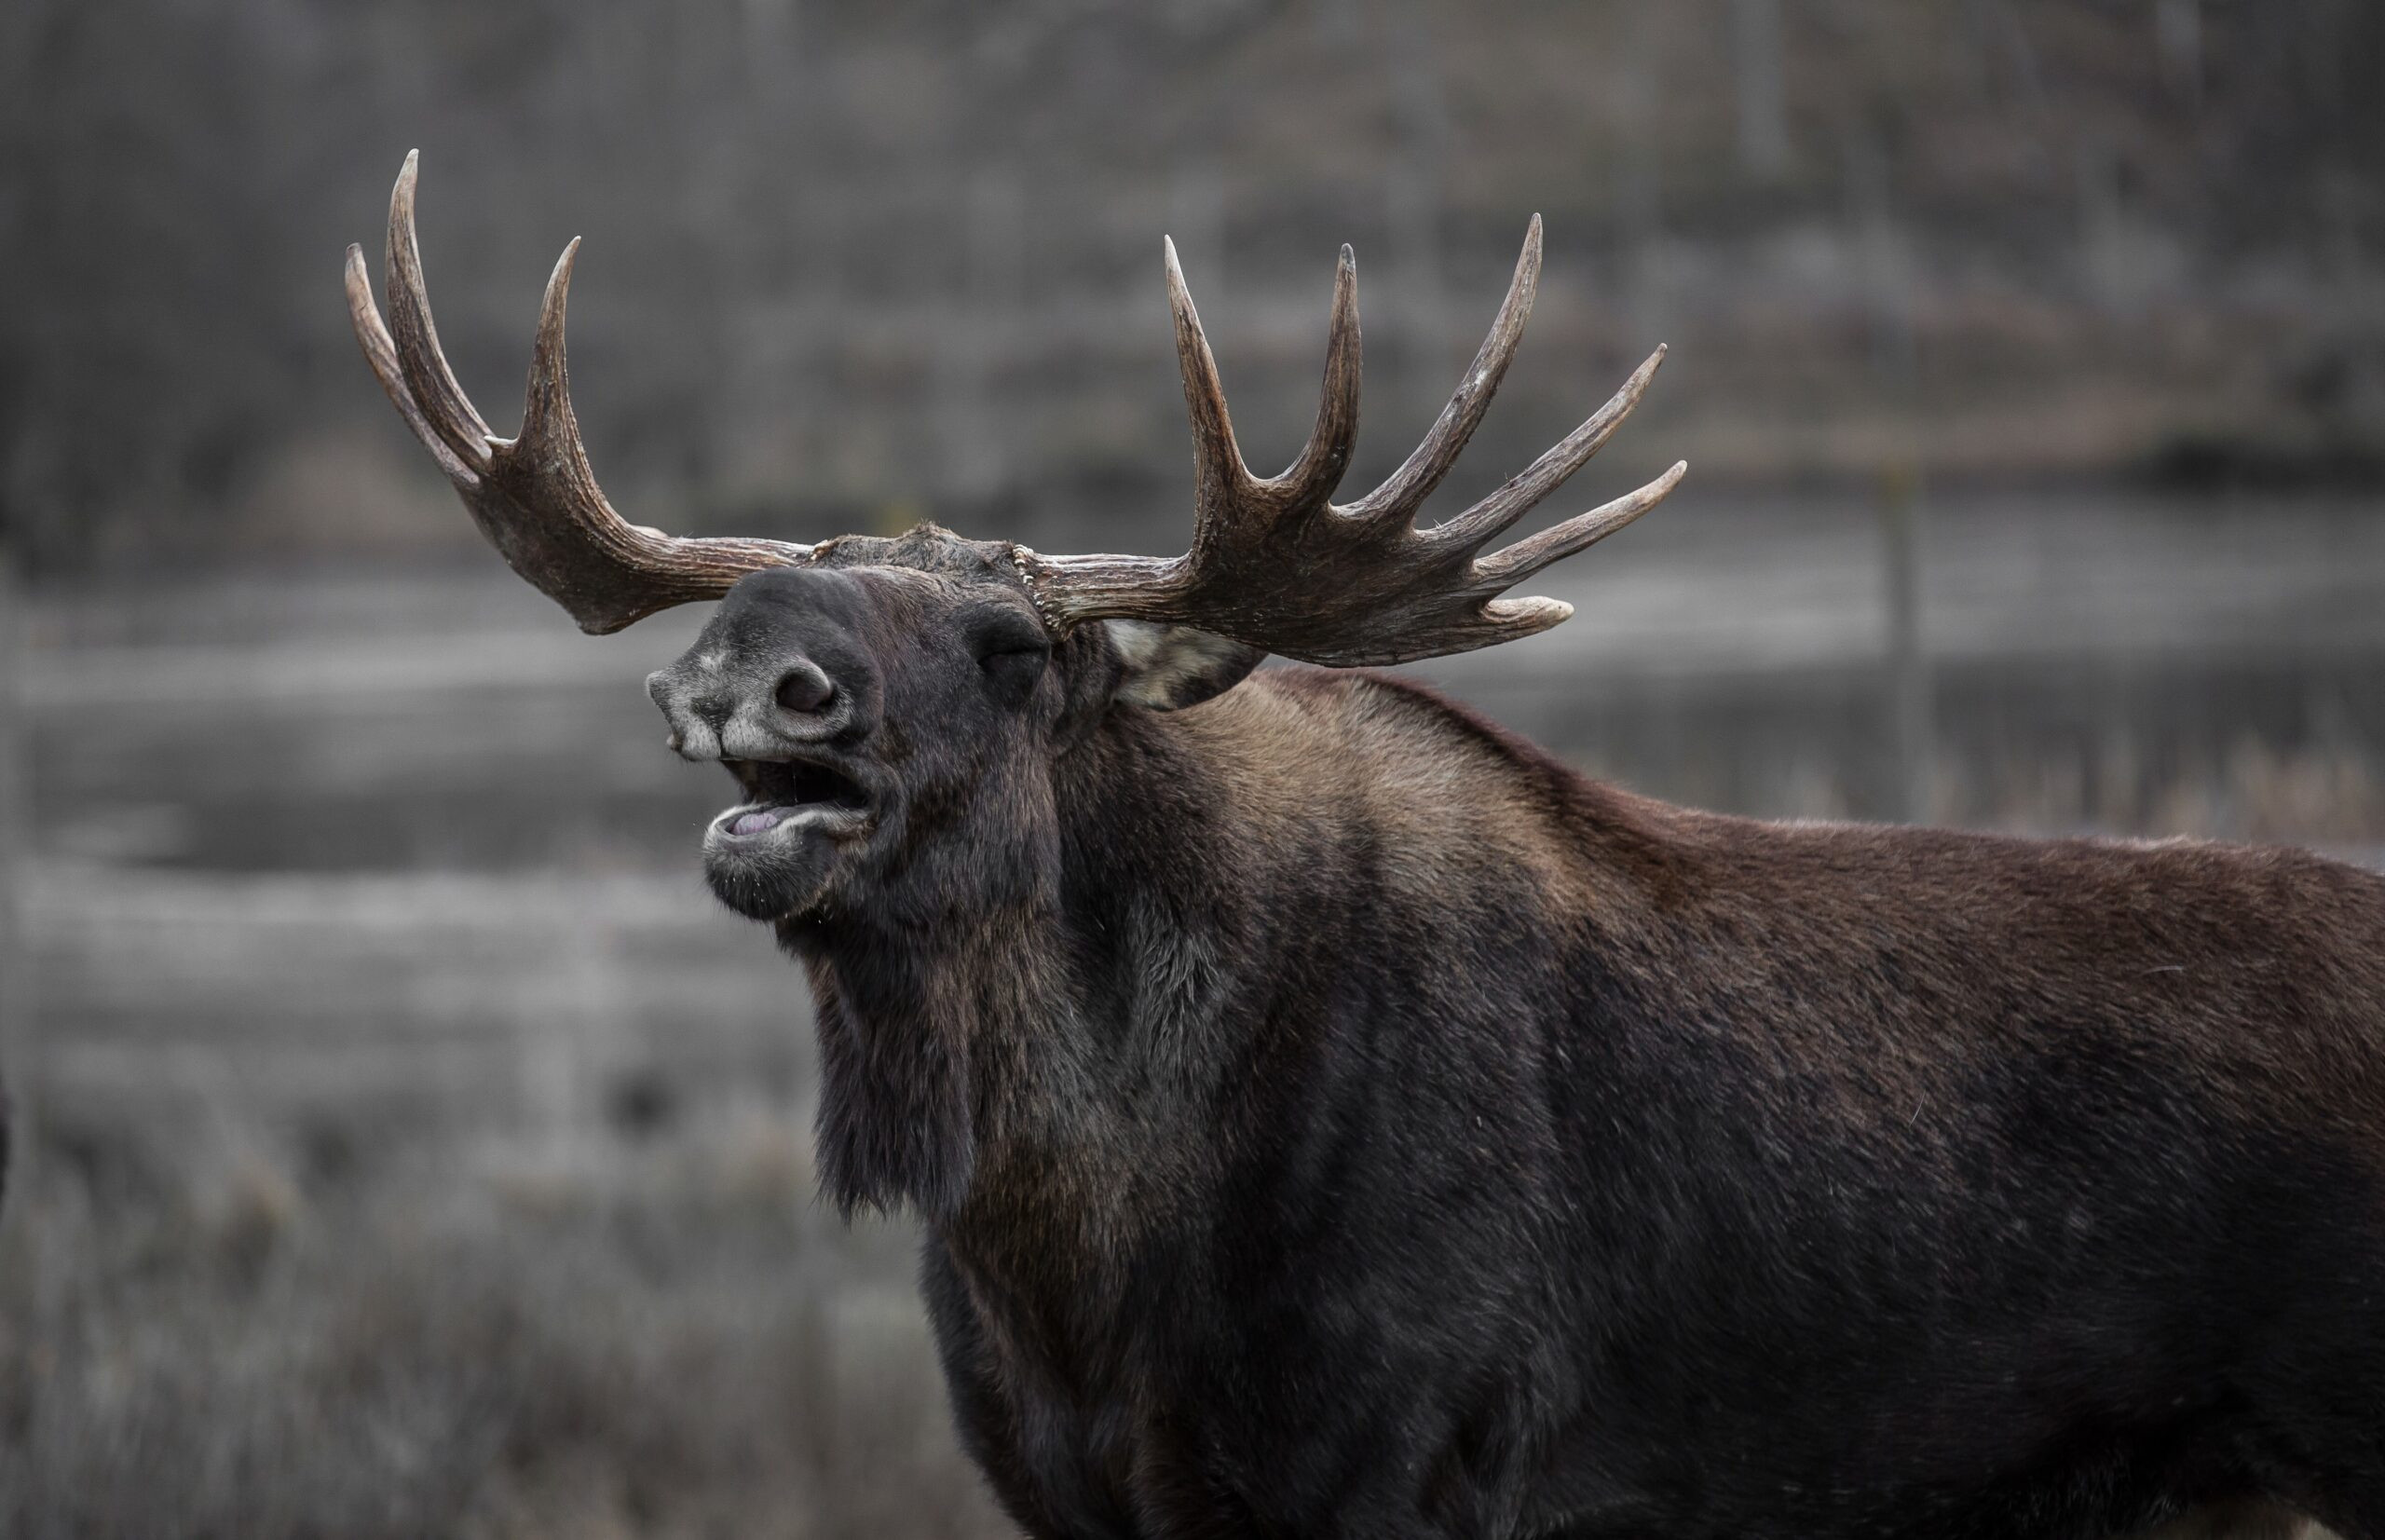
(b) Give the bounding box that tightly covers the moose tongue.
[732,809,785,837]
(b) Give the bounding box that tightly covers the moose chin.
[350,151,2383,1540]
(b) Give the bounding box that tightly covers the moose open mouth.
[702,755,878,921]
[713,756,874,839]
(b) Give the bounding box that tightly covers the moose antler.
[1015,218,1684,666]
[346,152,816,633]
[349,155,1681,662]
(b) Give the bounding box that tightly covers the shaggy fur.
[645,534,2385,1540]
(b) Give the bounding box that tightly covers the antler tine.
[346,242,477,490]
[1342,214,1541,527]
[349,154,815,634]
[1425,342,1668,556]
[483,233,678,588]
[1267,243,1361,511]
[1454,461,1687,653]
[509,234,628,547]
[1474,459,1688,591]
[384,150,495,471]
[517,236,582,454]
[1165,237,1261,521]
[1168,235,1359,537]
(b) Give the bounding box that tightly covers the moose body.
[795,633,2385,1539]
[349,155,2385,1536]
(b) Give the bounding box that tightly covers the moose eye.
[970,610,1048,662]
[971,612,1051,700]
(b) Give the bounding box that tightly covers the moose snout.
[647,646,858,762]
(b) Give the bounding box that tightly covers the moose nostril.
[774,663,836,715]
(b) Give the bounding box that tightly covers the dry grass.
[0,1109,1012,1540]
[1942,738,2385,849]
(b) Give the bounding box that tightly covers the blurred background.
[4,1,2383,1533]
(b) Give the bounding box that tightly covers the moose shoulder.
[350,155,2385,1540]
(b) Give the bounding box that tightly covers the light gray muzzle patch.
[647,651,853,763]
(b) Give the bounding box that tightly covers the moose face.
[645,526,1259,932]
[648,533,1064,928]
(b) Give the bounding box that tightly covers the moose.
[349,155,2384,1539]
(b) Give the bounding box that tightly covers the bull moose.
[348,154,2384,1539]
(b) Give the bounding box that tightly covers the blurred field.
[3,486,2383,1534]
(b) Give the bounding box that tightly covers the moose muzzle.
[643,569,888,920]
[645,568,882,763]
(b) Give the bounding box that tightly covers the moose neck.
[788,665,1645,1301]
[787,693,1289,1258]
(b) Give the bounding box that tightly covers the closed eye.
[974,621,1050,703]
[970,609,1052,670]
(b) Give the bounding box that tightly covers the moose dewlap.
[350,153,2385,1540]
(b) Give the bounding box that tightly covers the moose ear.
[1105,620,1264,712]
